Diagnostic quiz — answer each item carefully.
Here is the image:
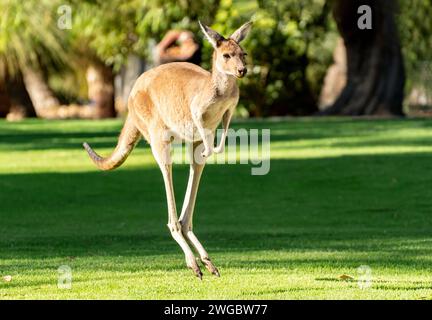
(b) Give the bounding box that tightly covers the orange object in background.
[154,30,201,66]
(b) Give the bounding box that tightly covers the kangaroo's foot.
[201,257,220,277]
[186,255,203,280]
[168,222,203,279]
[180,224,220,277]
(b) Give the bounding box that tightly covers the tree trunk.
[21,66,60,118]
[6,74,36,120]
[322,0,405,116]
[318,37,347,109]
[86,62,116,118]
[114,54,146,115]
[0,80,11,117]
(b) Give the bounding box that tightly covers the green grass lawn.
[1,117,432,299]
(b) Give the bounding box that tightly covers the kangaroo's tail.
[83,114,141,171]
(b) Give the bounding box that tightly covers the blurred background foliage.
[398,0,432,85]
[0,0,431,119]
[207,0,336,116]
[397,0,432,109]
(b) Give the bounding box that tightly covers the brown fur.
[83,21,252,278]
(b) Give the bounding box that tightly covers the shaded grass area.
[0,118,432,299]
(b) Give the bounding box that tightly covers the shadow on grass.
[2,118,432,151]
[1,153,432,272]
[0,130,150,151]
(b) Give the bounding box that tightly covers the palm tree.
[0,0,67,117]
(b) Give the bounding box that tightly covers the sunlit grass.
[1,117,432,299]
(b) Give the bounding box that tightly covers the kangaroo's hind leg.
[149,136,203,279]
[179,142,220,276]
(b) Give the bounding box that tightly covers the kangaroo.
[83,21,252,279]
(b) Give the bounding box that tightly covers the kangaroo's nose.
[237,68,247,77]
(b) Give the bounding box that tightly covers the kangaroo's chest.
[202,82,239,126]
[167,85,238,142]
[202,96,236,129]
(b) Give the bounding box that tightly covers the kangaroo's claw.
[187,259,203,280]
[201,257,220,277]
[193,267,203,280]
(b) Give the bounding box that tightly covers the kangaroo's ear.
[229,21,253,43]
[199,21,225,48]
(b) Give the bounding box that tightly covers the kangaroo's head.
[199,21,252,79]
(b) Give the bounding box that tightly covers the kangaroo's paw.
[201,147,213,158]
[201,257,220,277]
[213,145,224,154]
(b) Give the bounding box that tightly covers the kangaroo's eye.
[223,54,230,59]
